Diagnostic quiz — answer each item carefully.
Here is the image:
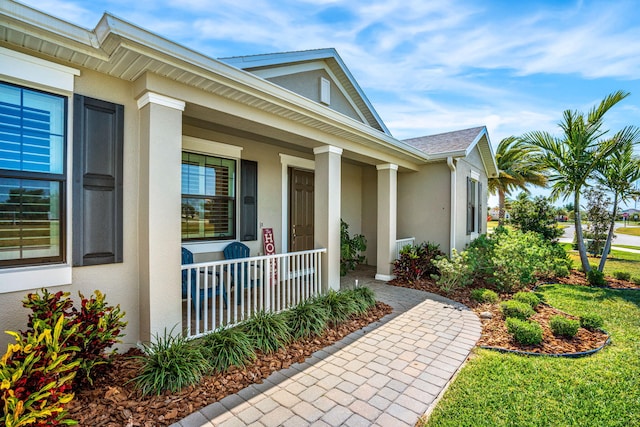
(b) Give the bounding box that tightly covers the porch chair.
[182,247,228,312]
[223,241,260,304]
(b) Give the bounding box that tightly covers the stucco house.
[0,1,497,348]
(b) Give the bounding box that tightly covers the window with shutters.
[467,177,478,235]
[0,82,66,267]
[181,152,236,241]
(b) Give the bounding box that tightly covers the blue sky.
[17,0,640,206]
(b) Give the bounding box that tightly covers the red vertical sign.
[262,228,277,285]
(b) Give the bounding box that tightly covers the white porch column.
[137,92,185,342]
[376,163,398,281]
[314,145,342,291]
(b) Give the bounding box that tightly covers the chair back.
[223,241,250,260]
[181,247,195,299]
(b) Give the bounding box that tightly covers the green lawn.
[423,285,640,427]
[560,243,640,278]
[616,227,640,237]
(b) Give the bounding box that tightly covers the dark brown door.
[289,168,314,252]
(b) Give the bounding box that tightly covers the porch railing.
[395,237,415,259]
[182,248,326,338]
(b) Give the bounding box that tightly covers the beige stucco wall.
[341,162,363,236]
[397,163,452,254]
[267,69,362,123]
[361,167,378,265]
[0,68,142,350]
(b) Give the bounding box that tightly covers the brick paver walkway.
[172,269,481,427]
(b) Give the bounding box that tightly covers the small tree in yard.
[510,196,563,241]
[595,139,640,270]
[584,188,612,257]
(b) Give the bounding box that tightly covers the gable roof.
[220,49,391,135]
[404,126,499,177]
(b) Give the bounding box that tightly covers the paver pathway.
[172,273,481,427]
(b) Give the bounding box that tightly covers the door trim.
[280,154,315,253]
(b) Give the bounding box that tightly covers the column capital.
[137,92,185,111]
[376,163,398,171]
[313,145,343,156]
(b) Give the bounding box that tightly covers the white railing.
[395,237,415,259]
[182,248,326,338]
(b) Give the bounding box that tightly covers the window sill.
[0,264,72,294]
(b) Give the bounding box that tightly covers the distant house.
[0,1,497,348]
[620,208,640,220]
[488,207,510,221]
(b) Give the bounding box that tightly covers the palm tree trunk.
[599,193,619,272]
[574,192,591,272]
[498,190,506,226]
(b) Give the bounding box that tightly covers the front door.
[289,168,314,252]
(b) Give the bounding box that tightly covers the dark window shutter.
[240,159,258,241]
[73,95,124,266]
[466,177,472,234]
[478,182,483,234]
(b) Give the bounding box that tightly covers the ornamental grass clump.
[241,310,291,354]
[549,315,580,338]
[317,290,359,324]
[350,286,377,309]
[470,288,499,304]
[579,313,604,331]
[285,298,329,340]
[505,317,543,345]
[133,328,210,396]
[512,291,541,309]
[199,327,255,373]
[500,300,535,321]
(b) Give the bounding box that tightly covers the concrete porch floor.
[172,265,481,427]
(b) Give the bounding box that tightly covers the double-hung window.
[181,152,236,241]
[467,176,483,235]
[0,82,66,267]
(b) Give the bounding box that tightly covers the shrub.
[509,196,564,241]
[431,250,473,293]
[22,289,126,385]
[580,313,604,331]
[633,277,640,286]
[200,327,255,373]
[1,316,79,427]
[506,317,543,345]
[512,291,541,309]
[241,310,291,353]
[134,328,209,395]
[549,315,580,338]
[340,220,367,276]
[500,300,535,320]
[613,271,632,281]
[470,288,499,304]
[317,290,359,324]
[285,298,329,340]
[393,242,444,282]
[587,268,607,287]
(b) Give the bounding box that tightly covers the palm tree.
[521,90,632,273]
[596,138,640,271]
[488,136,547,225]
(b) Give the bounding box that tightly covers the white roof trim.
[0,46,79,92]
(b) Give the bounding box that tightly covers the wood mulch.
[388,269,635,356]
[66,302,392,427]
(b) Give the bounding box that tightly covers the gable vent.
[320,77,331,105]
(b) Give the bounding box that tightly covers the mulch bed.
[388,269,636,356]
[66,302,392,427]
